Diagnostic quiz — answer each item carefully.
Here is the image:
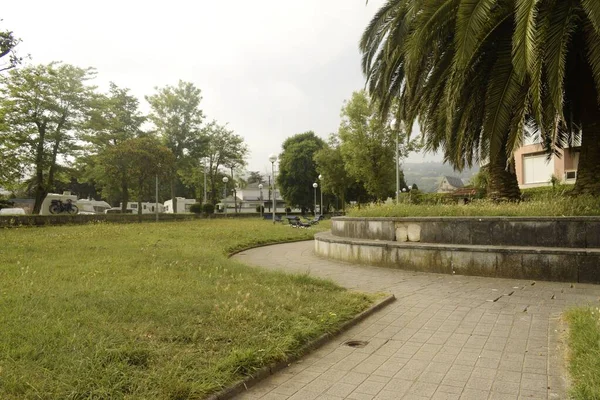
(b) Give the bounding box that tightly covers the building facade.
[513,135,580,188]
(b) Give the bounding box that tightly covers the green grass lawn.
[348,194,600,217]
[566,307,600,399]
[0,219,373,399]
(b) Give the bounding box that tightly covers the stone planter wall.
[331,217,600,248]
[318,217,600,283]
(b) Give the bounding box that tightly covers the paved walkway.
[231,241,600,400]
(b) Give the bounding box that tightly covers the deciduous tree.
[277,132,325,212]
[81,82,146,210]
[146,80,205,212]
[0,63,96,213]
[338,91,417,201]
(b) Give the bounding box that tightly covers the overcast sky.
[3,1,440,173]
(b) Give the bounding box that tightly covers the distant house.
[438,176,465,193]
[222,182,287,213]
[513,132,580,188]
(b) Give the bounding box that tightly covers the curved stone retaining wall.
[331,217,600,248]
[318,217,600,283]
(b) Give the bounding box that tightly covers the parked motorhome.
[39,192,79,215]
[164,198,196,213]
[118,202,165,214]
[76,199,112,214]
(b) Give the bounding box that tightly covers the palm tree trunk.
[487,140,521,201]
[573,79,600,195]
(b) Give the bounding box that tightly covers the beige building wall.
[514,144,580,188]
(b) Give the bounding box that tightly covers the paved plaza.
[231,240,600,400]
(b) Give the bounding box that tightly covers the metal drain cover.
[343,340,368,348]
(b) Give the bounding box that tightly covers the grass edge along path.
[566,307,600,399]
[0,219,375,400]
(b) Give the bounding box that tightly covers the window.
[131,203,137,209]
[523,154,554,184]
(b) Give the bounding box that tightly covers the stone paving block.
[375,390,405,399]
[337,370,369,383]
[492,379,521,395]
[272,380,306,396]
[518,389,548,399]
[346,392,375,400]
[408,381,439,397]
[466,376,494,391]
[488,392,518,400]
[325,382,356,398]
[354,378,388,395]
[314,395,343,400]
[459,388,490,399]
[303,378,334,394]
[287,389,320,400]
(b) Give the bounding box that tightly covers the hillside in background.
[403,162,480,193]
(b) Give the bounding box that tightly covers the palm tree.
[361,0,600,198]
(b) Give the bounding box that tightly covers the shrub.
[189,203,203,214]
[0,199,15,210]
[202,203,215,215]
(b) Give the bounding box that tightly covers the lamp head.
[313,183,318,188]
[318,174,322,180]
[268,153,278,163]
[222,176,229,183]
[258,184,263,189]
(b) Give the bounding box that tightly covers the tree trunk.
[486,140,521,201]
[171,179,177,213]
[32,124,47,214]
[121,177,129,212]
[573,73,600,195]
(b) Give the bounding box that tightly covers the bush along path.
[0,219,374,400]
[233,241,600,400]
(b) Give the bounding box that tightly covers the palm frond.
[581,0,600,34]
[455,0,497,67]
[512,0,541,79]
[584,20,600,104]
[544,0,579,123]
[483,30,523,160]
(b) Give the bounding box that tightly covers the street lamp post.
[390,119,405,203]
[269,154,278,224]
[312,182,318,217]
[318,174,323,216]
[258,183,264,218]
[222,176,229,216]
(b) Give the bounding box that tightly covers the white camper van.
[117,202,165,214]
[163,198,196,213]
[76,199,112,214]
[40,192,79,215]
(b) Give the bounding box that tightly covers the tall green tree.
[361,0,600,198]
[0,63,96,213]
[0,26,21,72]
[314,135,355,211]
[277,132,325,212]
[97,137,175,212]
[81,83,146,210]
[338,91,418,201]
[203,121,248,203]
[146,80,205,212]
